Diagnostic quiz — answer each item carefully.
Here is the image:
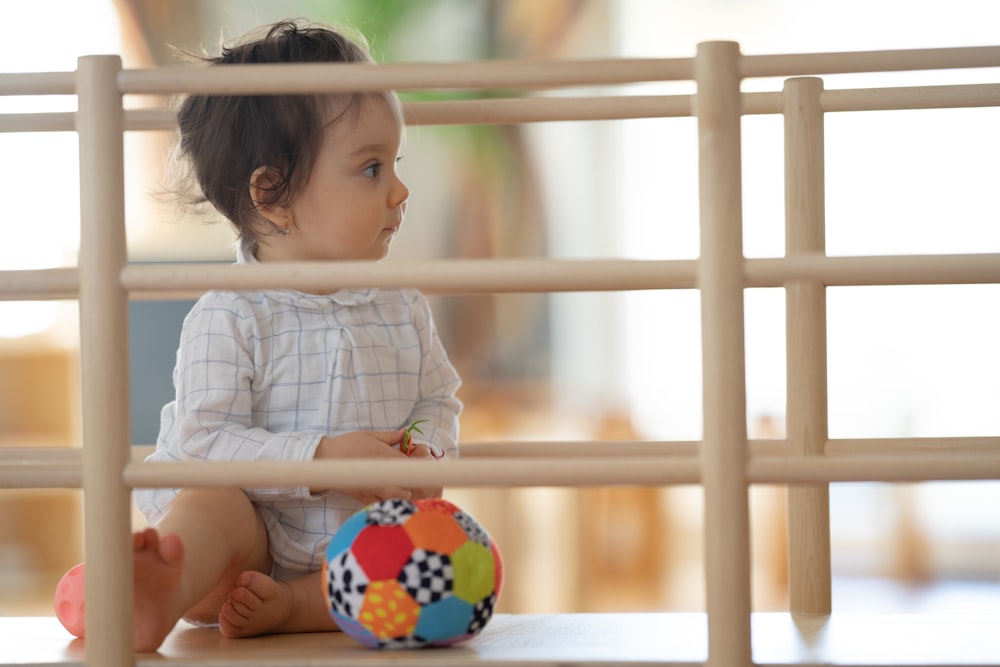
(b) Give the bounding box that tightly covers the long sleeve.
[169,292,323,500]
[404,292,462,459]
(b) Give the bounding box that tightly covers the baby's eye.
[363,162,382,178]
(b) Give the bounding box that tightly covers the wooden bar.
[0,70,75,95]
[2,253,999,304]
[823,82,1000,112]
[119,258,699,294]
[784,77,832,615]
[116,253,1000,296]
[8,437,1000,490]
[123,457,702,489]
[695,41,753,667]
[0,462,84,488]
[7,435,1000,466]
[116,58,693,95]
[112,46,1000,96]
[743,45,1000,78]
[76,55,133,667]
[750,453,1000,483]
[4,82,997,136]
[0,268,78,300]
[405,95,693,125]
[118,452,1000,490]
[826,435,1000,457]
[2,47,998,101]
[746,252,1000,287]
[0,111,76,133]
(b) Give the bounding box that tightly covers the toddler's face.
[259,96,409,263]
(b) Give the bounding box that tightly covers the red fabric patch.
[351,525,415,580]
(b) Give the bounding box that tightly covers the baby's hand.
[399,420,444,459]
[313,429,409,503]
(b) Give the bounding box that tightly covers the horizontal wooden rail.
[746,253,1000,287]
[118,258,695,295]
[117,254,1000,293]
[0,461,83,489]
[0,70,75,95]
[119,457,697,489]
[116,58,693,95]
[741,45,1000,77]
[0,267,77,300]
[119,452,1000,488]
[823,83,1000,112]
[2,47,998,100]
[93,47,1000,96]
[5,437,996,489]
[0,111,78,133]
[750,454,1000,484]
[5,82,1000,134]
[5,436,993,464]
[3,254,998,302]
[827,436,1000,457]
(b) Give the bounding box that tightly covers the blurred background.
[1,0,998,617]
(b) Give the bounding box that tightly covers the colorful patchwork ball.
[324,498,503,649]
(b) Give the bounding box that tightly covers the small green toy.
[400,419,428,456]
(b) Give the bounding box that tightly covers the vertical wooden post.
[695,41,753,667]
[77,55,133,667]
[783,76,832,615]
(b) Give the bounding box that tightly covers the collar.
[236,238,379,308]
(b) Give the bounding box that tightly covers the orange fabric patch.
[403,509,468,553]
[358,580,421,639]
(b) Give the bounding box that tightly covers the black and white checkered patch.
[326,549,369,619]
[398,549,453,605]
[365,498,417,527]
[468,593,497,634]
[453,510,490,547]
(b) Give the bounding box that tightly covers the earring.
[279,216,292,236]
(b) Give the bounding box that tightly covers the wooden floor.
[3,613,999,666]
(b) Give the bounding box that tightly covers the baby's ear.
[248,165,288,225]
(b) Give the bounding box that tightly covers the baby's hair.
[172,19,377,251]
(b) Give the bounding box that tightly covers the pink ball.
[54,562,86,638]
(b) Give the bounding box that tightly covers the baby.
[128,20,461,651]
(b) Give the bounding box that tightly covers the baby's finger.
[408,444,432,459]
[408,443,444,459]
[370,428,407,446]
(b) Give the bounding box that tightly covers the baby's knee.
[175,487,253,515]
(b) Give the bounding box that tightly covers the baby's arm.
[170,296,312,452]
[403,292,463,460]
[312,429,419,504]
[166,294,340,502]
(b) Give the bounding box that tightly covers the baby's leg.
[131,528,185,652]
[133,488,272,651]
[219,570,340,638]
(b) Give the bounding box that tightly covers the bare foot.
[219,570,293,638]
[132,528,186,652]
